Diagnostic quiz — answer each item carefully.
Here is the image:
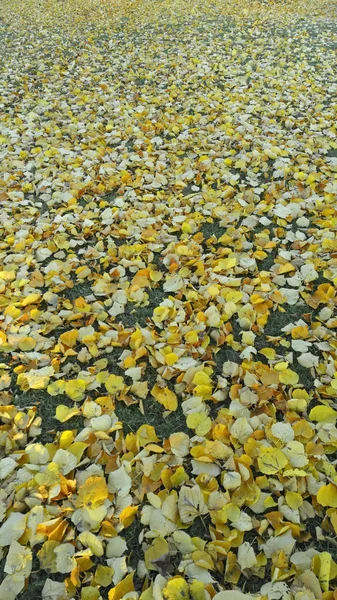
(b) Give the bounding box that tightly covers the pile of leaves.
[1,0,337,598]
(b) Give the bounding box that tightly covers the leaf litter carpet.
[1,0,337,598]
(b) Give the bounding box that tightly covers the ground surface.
[0,0,337,598]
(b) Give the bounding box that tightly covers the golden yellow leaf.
[153,306,170,323]
[279,368,299,385]
[108,573,134,600]
[136,424,159,448]
[105,374,124,394]
[318,552,332,592]
[213,593,254,600]
[286,491,303,510]
[65,378,87,401]
[309,405,337,424]
[119,505,138,528]
[163,577,189,600]
[78,531,104,556]
[152,384,177,411]
[17,368,52,390]
[317,484,337,508]
[257,447,288,474]
[192,550,214,569]
[67,442,88,462]
[0,270,16,282]
[274,361,288,372]
[259,348,276,360]
[55,405,80,422]
[192,371,211,386]
[165,352,179,366]
[59,430,75,448]
[21,293,42,307]
[331,511,337,535]
[76,476,108,508]
[48,380,66,396]
[19,336,36,351]
[186,412,212,436]
[291,325,309,339]
[279,262,295,274]
[59,330,79,348]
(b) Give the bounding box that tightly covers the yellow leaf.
[145,538,169,570]
[176,245,193,257]
[264,496,277,508]
[257,447,288,474]
[153,306,170,323]
[18,336,36,351]
[283,469,307,477]
[317,484,337,508]
[81,588,100,600]
[213,593,253,600]
[94,565,114,587]
[259,348,276,360]
[279,368,299,385]
[193,371,211,386]
[119,505,138,528]
[4,304,21,322]
[130,329,143,350]
[17,368,52,390]
[330,511,337,536]
[190,580,210,599]
[182,222,192,234]
[184,331,198,344]
[291,325,309,339]
[0,270,16,282]
[48,380,66,396]
[59,330,79,348]
[274,361,288,372]
[66,443,87,464]
[186,412,212,436]
[78,531,104,556]
[286,491,303,510]
[55,405,80,422]
[279,262,295,274]
[215,256,236,270]
[136,424,159,448]
[225,290,243,303]
[95,395,115,413]
[76,476,108,508]
[192,550,214,569]
[319,552,332,592]
[171,467,189,487]
[140,588,154,600]
[207,285,220,297]
[59,430,75,449]
[65,378,87,401]
[165,352,179,366]
[21,293,42,307]
[163,577,189,600]
[178,485,207,524]
[105,374,124,394]
[193,384,213,399]
[152,385,177,411]
[250,293,265,305]
[37,540,58,572]
[108,573,134,600]
[309,405,337,424]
